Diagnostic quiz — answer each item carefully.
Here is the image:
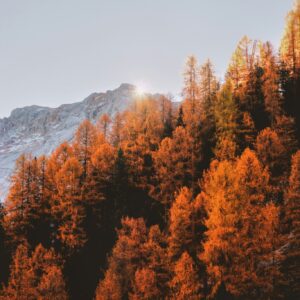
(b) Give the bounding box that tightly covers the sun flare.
[134,83,147,96]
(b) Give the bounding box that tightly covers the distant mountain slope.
[0,83,144,200]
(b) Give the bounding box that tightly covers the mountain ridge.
[0,83,150,200]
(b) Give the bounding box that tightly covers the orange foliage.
[153,126,193,206]
[130,268,160,300]
[1,243,67,300]
[169,252,202,300]
[52,157,86,249]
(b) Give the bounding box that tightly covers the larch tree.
[202,150,279,298]
[181,56,202,192]
[30,244,67,300]
[158,95,174,138]
[97,113,112,139]
[280,0,300,77]
[95,218,148,299]
[169,251,203,300]
[4,155,33,244]
[95,268,122,300]
[1,243,35,299]
[229,149,272,297]
[259,202,282,299]
[52,157,86,249]
[110,148,130,225]
[87,142,116,204]
[199,59,218,122]
[176,105,185,128]
[182,55,200,123]
[227,36,268,133]
[37,265,68,300]
[230,149,279,298]
[47,142,74,185]
[3,155,50,246]
[281,150,300,299]
[130,268,160,300]
[255,128,286,195]
[201,159,238,297]
[73,119,99,179]
[121,98,163,189]
[0,203,10,286]
[153,126,193,209]
[1,243,67,300]
[274,115,298,159]
[142,225,169,297]
[260,41,282,125]
[280,0,300,137]
[213,80,238,160]
[227,36,257,97]
[198,59,219,170]
[238,111,256,149]
[110,112,124,147]
[168,187,196,260]
[31,156,52,247]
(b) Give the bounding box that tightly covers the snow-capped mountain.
[0,83,143,201]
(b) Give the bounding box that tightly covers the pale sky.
[0,0,294,118]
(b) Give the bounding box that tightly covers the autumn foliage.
[0,2,300,299]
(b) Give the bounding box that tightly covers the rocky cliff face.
[0,83,139,200]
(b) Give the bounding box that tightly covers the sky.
[0,0,295,118]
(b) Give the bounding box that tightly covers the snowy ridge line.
[0,83,142,201]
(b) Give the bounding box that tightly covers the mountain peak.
[118,83,136,90]
[0,84,158,201]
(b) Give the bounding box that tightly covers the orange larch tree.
[169,251,203,300]
[95,218,148,299]
[153,126,193,208]
[130,268,160,300]
[73,119,99,180]
[202,149,281,298]
[281,150,300,299]
[3,155,51,247]
[52,157,86,249]
[260,41,282,125]
[168,187,197,260]
[97,113,112,140]
[1,243,67,300]
[256,128,285,178]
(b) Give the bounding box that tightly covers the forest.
[0,1,299,300]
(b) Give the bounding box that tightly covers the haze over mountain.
[0,83,152,200]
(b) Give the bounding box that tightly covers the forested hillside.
[0,1,299,299]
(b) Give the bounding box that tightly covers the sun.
[134,83,147,97]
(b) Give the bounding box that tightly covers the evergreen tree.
[176,106,185,128]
